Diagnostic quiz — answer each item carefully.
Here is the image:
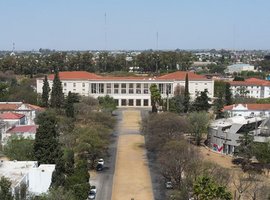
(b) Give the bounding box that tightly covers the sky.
[1,0,270,51]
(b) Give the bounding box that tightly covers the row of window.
[115,99,149,106]
[63,82,86,87]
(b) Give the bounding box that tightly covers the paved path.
[111,109,154,200]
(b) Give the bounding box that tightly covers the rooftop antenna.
[104,12,107,51]
[12,42,15,52]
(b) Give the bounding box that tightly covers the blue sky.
[1,0,270,50]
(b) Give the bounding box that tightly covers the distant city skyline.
[1,0,270,51]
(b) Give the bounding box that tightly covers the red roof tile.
[157,71,209,81]
[7,125,37,134]
[230,78,270,86]
[0,113,25,119]
[45,71,210,81]
[0,103,20,111]
[223,104,270,111]
[48,71,102,80]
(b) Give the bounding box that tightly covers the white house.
[0,113,26,126]
[1,125,37,144]
[36,71,214,107]
[0,160,55,197]
[230,78,270,99]
[226,63,255,74]
[0,102,44,125]
[223,104,270,117]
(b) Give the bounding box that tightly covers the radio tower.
[104,12,107,51]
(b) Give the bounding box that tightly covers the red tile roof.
[7,125,37,134]
[0,103,43,111]
[223,104,270,111]
[48,71,102,80]
[45,71,210,81]
[230,78,270,86]
[0,113,25,119]
[157,71,209,81]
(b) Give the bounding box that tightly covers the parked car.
[98,158,104,165]
[96,163,103,171]
[165,181,173,189]
[90,185,97,194]
[88,190,96,199]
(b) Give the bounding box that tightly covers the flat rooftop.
[0,160,37,188]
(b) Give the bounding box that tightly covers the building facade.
[208,116,270,155]
[230,78,270,99]
[226,63,255,74]
[36,71,214,107]
[223,104,270,118]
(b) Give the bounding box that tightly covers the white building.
[1,125,37,144]
[226,63,255,74]
[230,78,270,99]
[36,71,214,107]
[223,104,270,118]
[0,113,26,126]
[0,160,55,197]
[208,116,270,155]
[0,102,44,125]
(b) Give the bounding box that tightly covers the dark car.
[88,190,96,199]
[96,163,103,171]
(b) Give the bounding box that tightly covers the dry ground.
[111,109,154,200]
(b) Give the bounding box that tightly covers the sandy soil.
[111,109,154,200]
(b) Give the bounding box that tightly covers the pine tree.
[34,111,62,164]
[0,177,13,200]
[41,75,50,107]
[50,71,64,108]
[214,92,225,119]
[183,73,190,113]
[65,92,75,118]
[192,89,211,111]
[225,82,232,105]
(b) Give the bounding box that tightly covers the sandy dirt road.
[111,109,154,200]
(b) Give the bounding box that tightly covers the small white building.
[226,63,255,74]
[36,71,214,107]
[223,104,270,117]
[1,125,37,144]
[0,113,26,126]
[230,78,270,99]
[0,160,55,197]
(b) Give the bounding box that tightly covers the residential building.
[230,78,270,99]
[208,116,270,155]
[223,104,270,117]
[0,113,26,126]
[0,102,43,125]
[226,63,255,74]
[0,160,55,197]
[1,125,37,144]
[36,71,214,107]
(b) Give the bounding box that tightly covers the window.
[136,83,141,94]
[143,99,149,106]
[99,83,104,94]
[82,83,85,87]
[158,84,164,94]
[204,83,207,85]
[195,83,198,85]
[114,99,119,106]
[107,83,111,94]
[129,83,134,94]
[128,99,134,106]
[82,89,85,91]
[63,83,67,87]
[121,83,126,94]
[91,83,97,94]
[136,99,141,106]
[144,84,148,94]
[166,84,172,94]
[73,83,76,87]
[114,84,119,94]
[121,99,127,106]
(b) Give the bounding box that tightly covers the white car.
[90,186,97,194]
[98,158,104,165]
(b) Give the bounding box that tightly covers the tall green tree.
[34,111,62,164]
[50,71,64,108]
[65,92,75,118]
[150,84,161,113]
[41,75,50,107]
[214,92,225,119]
[192,89,211,112]
[183,73,190,113]
[224,82,232,105]
[98,95,117,113]
[0,177,13,200]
